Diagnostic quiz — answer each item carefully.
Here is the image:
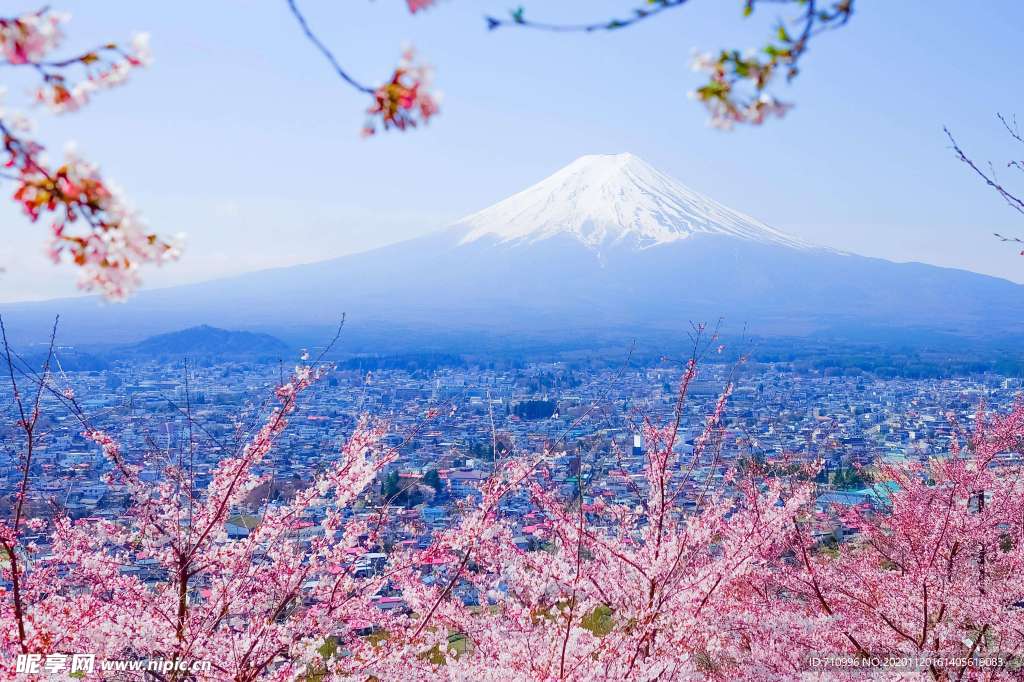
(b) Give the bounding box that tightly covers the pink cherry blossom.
[1,9,171,300]
[364,47,440,136]
[406,0,438,14]
[780,403,1024,678]
[0,9,68,65]
[5,139,180,299]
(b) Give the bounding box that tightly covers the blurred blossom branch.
[487,0,854,130]
[0,7,178,299]
[286,0,440,137]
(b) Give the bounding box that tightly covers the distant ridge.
[127,325,290,356]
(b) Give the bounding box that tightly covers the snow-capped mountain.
[454,153,810,252]
[4,154,1024,348]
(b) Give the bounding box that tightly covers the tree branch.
[285,0,374,94]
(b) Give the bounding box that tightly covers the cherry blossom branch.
[1,9,178,298]
[285,0,440,136]
[487,0,854,129]
[0,314,57,652]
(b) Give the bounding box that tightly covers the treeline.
[513,399,557,420]
[792,354,1024,378]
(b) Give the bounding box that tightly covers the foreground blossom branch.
[0,320,476,680]
[486,0,854,130]
[774,403,1024,679]
[383,334,815,680]
[0,315,58,657]
[286,0,440,136]
[0,7,177,299]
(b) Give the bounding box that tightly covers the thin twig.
[285,0,374,94]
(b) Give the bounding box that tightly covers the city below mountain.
[4,153,1024,349]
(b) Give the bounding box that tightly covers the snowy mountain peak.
[453,153,810,251]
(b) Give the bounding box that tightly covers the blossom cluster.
[0,9,67,65]
[364,48,441,137]
[406,0,438,14]
[777,404,1024,677]
[687,0,853,130]
[689,49,793,130]
[1,8,172,300]
[33,32,152,114]
[5,137,180,299]
[0,362,414,680]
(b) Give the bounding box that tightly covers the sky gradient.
[2,0,1023,302]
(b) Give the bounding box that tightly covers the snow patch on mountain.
[453,153,812,251]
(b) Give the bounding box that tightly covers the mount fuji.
[4,153,1024,347]
[452,153,810,252]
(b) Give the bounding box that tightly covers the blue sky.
[2,0,1023,301]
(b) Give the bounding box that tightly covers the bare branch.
[285,0,373,94]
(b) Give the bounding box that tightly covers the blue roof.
[853,480,899,502]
